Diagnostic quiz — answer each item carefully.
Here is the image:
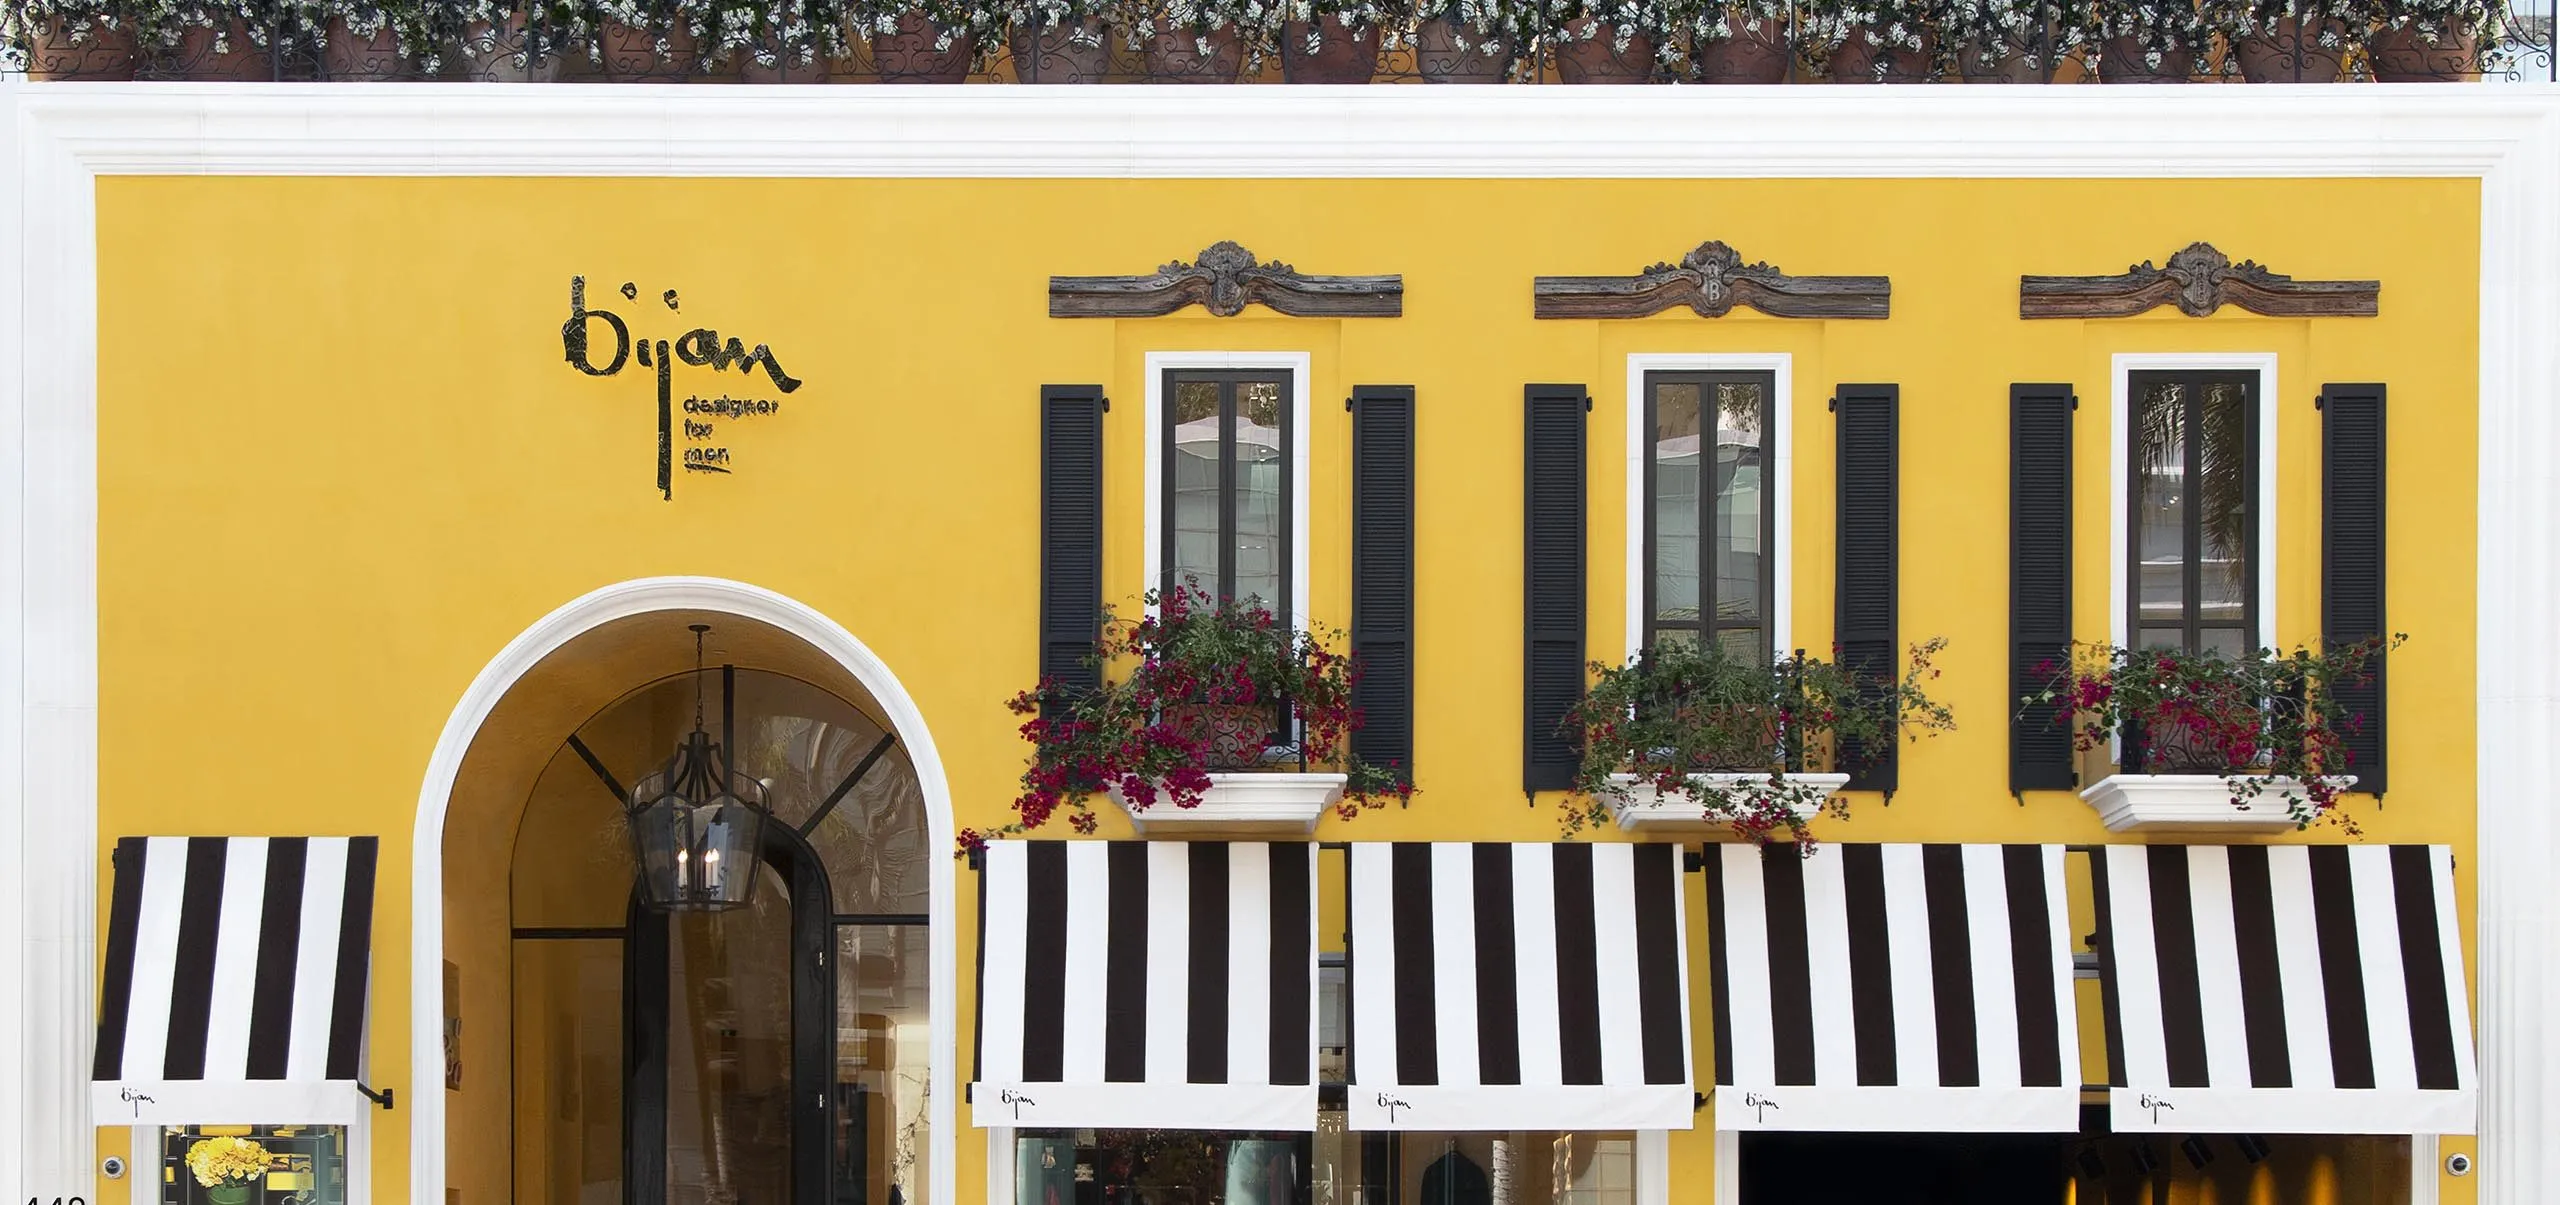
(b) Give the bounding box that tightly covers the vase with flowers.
[977,584,1412,850]
[1563,637,1956,847]
[187,1136,272,1205]
[2026,635,2401,832]
[1806,0,1946,80]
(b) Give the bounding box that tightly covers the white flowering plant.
[1414,0,1529,57]
[1803,0,1946,57]
[2366,0,2500,38]
[1275,0,1404,50]
[1114,0,1276,52]
[587,0,763,64]
[1945,0,2082,69]
[450,0,591,65]
[3,0,182,51]
[2230,0,2353,39]
[2088,0,2211,64]
[733,0,852,66]
[994,0,1105,43]
[844,0,992,60]
[1685,0,1792,48]
[1549,0,1690,48]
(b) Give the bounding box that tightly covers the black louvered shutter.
[2011,384,2077,793]
[2322,383,2387,796]
[1351,386,1416,780]
[1834,384,1899,794]
[1523,384,1589,794]
[1039,385,1106,711]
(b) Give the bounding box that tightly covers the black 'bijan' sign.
[562,276,804,500]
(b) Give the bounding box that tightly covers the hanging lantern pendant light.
[625,624,771,912]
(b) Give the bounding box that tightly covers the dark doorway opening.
[1739,1132,2068,1205]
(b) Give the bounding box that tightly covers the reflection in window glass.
[1172,379,1225,599]
[1648,372,1770,662]
[513,937,624,1205]
[1313,1125,1634,1205]
[2131,374,2253,654]
[159,1124,347,1205]
[1236,381,1286,610]
[838,924,933,1205]
[1018,1130,1311,1205]
[667,864,794,1205]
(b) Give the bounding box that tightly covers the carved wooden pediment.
[1049,241,1403,318]
[2020,242,2379,319]
[1533,240,1891,319]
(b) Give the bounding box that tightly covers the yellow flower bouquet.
[185,1136,271,1204]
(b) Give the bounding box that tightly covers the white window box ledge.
[1112,771,1346,834]
[1601,772,1851,833]
[2079,773,2355,833]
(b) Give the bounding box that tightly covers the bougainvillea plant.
[2024,634,2403,830]
[960,585,1413,857]
[1561,636,1955,852]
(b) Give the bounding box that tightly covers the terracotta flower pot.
[2099,34,2194,82]
[1554,18,1659,82]
[1280,15,1380,82]
[1413,14,1514,81]
[1010,18,1112,81]
[169,20,275,81]
[1692,12,1792,82]
[598,21,728,82]
[24,17,140,80]
[322,18,407,80]
[2235,16,2346,81]
[1143,24,1245,81]
[459,15,563,81]
[870,11,977,81]
[1828,27,1933,82]
[2366,22,2480,81]
[1163,703,1277,770]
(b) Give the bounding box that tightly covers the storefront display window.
[1016,1128,1632,1205]
[156,1124,347,1205]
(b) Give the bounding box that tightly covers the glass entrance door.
[665,863,795,1205]
[629,827,837,1205]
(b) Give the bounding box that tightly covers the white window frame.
[2109,352,2280,655]
[1625,353,1794,663]
[1143,351,1314,630]
[132,1113,373,1205]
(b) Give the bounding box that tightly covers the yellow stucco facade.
[89,172,2481,1205]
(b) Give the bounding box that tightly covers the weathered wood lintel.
[1050,240,1402,318]
[2020,241,2379,319]
[1533,240,1891,320]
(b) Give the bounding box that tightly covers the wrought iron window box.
[2078,772,2356,833]
[1599,771,1850,834]
[1110,771,1346,834]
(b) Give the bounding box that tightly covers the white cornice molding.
[5,82,2559,177]
[5,82,2558,1205]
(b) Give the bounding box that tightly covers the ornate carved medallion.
[1050,241,1403,318]
[2020,242,2379,319]
[1532,240,1892,319]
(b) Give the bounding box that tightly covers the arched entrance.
[409,579,957,1205]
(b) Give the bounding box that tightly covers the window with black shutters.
[1642,370,1776,662]
[1164,369,1293,610]
[2128,371,2258,655]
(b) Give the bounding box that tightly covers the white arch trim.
[406,576,958,1205]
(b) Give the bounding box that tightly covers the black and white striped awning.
[2092,844,2477,1135]
[1702,843,2080,1132]
[92,837,379,1123]
[972,841,1316,1130]
[1348,843,1694,1130]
